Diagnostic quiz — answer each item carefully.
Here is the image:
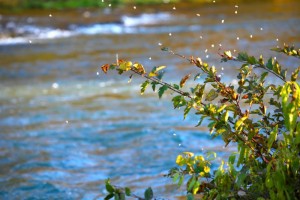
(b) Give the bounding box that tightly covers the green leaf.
[237,145,245,167]
[144,187,153,200]
[195,116,206,127]
[291,67,300,81]
[178,175,184,187]
[125,187,131,196]
[228,153,236,165]
[120,193,126,200]
[184,103,193,119]
[266,57,273,70]
[187,193,195,200]
[267,125,278,151]
[173,84,180,90]
[280,69,287,80]
[172,95,186,108]
[236,172,247,187]
[237,52,249,61]
[194,73,202,80]
[104,193,114,200]
[172,172,179,183]
[188,176,196,192]
[247,56,257,65]
[140,81,150,95]
[205,89,218,101]
[105,180,115,193]
[151,81,158,91]
[260,72,268,82]
[158,85,168,98]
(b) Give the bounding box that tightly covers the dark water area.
[0,1,300,199]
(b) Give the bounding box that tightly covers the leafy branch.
[101,45,300,199]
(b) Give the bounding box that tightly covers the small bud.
[232,93,238,100]
[196,57,203,67]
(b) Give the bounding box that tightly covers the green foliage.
[101,45,300,199]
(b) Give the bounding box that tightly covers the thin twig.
[130,68,195,100]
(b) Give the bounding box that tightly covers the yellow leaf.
[235,116,248,130]
[217,104,227,113]
[133,63,146,74]
[224,51,232,58]
[148,72,157,77]
[155,66,166,72]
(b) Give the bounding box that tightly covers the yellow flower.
[195,155,204,162]
[176,155,185,166]
[204,166,210,173]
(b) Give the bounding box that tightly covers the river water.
[0,1,299,199]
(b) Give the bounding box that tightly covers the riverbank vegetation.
[1,0,207,10]
[102,45,300,199]
[0,0,273,10]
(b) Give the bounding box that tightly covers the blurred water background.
[0,0,300,199]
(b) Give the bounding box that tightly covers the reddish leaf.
[101,64,109,73]
[180,74,191,88]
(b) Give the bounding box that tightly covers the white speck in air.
[49,14,52,17]
[173,6,176,10]
[237,37,239,40]
[149,57,152,60]
[205,49,208,53]
[178,143,182,146]
[250,34,253,38]
[158,42,162,46]
[221,67,224,70]
[66,120,69,124]
[211,44,215,48]
[206,55,209,58]
[52,83,59,89]
[276,38,279,41]
[221,19,224,23]
[133,6,136,9]
[173,133,176,136]
[169,32,172,36]
[235,5,239,8]
[108,3,111,7]
[260,27,263,31]
[97,72,99,75]
[29,40,32,43]
[199,35,203,39]
[235,10,237,14]
[196,13,200,17]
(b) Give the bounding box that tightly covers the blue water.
[0,1,300,199]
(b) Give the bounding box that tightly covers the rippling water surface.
[0,1,300,199]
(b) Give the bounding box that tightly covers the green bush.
[101,45,300,200]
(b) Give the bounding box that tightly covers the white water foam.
[0,12,173,45]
